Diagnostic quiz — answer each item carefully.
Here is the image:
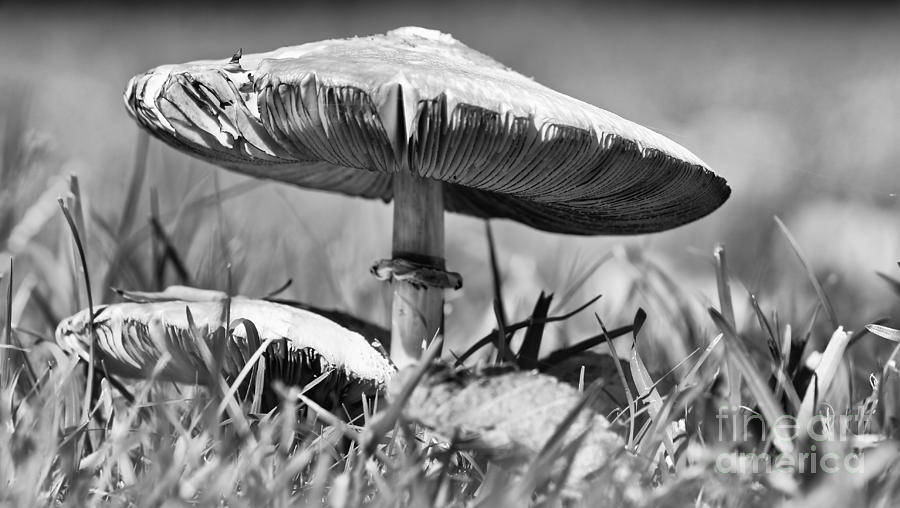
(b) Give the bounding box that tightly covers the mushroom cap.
[125,26,729,235]
[55,296,395,405]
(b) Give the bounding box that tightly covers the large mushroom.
[124,27,729,367]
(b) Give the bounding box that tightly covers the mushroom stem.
[391,171,444,367]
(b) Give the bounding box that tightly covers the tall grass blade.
[538,324,633,367]
[58,198,97,424]
[215,319,272,417]
[878,336,900,439]
[639,382,706,471]
[149,216,191,285]
[780,324,792,371]
[749,295,802,410]
[714,245,735,326]
[632,308,647,339]
[2,260,37,398]
[679,333,722,388]
[774,216,839,330]
[484,220,507,331]
[867,324,900,342]
[0,269,6,389]
[626,310,677,460]
[65,176,87,310]
[491,299,511,364]
[714,245,744,419]
[796,327,851,437]
[516,291,553,369]
[709,308,792,453]
[596,314,636,447]
[750,294,781,362]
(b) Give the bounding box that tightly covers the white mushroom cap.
[56,297,395,399]
[125,27,729,235]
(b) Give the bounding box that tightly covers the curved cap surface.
[125,27,730,234]
[55,297,395,392]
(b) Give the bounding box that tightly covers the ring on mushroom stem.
[124,26,730,368]
[370,257,464,291]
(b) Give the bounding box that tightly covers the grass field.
[1,1,900,506]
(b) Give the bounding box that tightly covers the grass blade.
[516,291,553,369]
[215,319,273,417]
[679,333,723,389]
[714,245,744,417]
[149,216,191,285]
[714,245,735,327]
[484,220,507,331]
[867,324,900,342]
[774,216,839,330]
[538,324,634,367]
[2,260,37,398]
[750,294,781,363]
[0,269,6,389]
[709,307,792,453]
[626,310,677,459]
[796,327,851,435]
[65,175,87,310]
[596,314,636,448]
[491,299,512,364]
[58,198,97,424]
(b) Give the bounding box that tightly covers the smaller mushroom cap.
[56,295,395,407]
[125,27,730,235]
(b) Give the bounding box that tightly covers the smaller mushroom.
[55,286,395,412]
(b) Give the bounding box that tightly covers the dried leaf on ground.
[389,364,626,490]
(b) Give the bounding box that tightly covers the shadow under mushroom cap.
[125,26,730,235]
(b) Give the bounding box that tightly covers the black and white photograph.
[1,0,899,506]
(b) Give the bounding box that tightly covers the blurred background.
[1,1,898,373]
